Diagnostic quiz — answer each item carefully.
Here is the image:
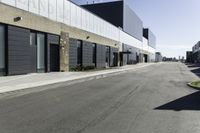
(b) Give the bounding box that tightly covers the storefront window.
[0,25,5,74]
[37,33,45,72]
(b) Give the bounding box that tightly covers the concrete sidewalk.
[0,63,156,94]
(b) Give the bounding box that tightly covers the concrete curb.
[0,63,155,94]
[187,82,200,90]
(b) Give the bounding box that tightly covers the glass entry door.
[37,33,45,72]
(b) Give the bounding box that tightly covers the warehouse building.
[0,0,156,76]
[143,28,156,62]
[155,52,162,62]
[189,41,200,63]
[82,0,156,64]
[186,51,193,63]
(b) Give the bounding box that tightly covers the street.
[0,62,200,133]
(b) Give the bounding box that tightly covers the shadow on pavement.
[190,68,200,77]
[185,63,200,68]
[185,63,200,77]
[155,91,200,111]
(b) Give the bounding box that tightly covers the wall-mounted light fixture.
[14,17,23,22]
[86,36,90,39]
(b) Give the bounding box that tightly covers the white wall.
[119,30,142,50]
[142,37,156,54]
[142,37,148,52]
[0,0,155,54]
[148,46,156,54]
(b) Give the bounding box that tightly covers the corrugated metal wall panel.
[39,0,48,17]
[48,0,57,20]
[123,2,143,41]
[29,0,39,14]
[69,38,78,68]
[96,44,106,68]
[7,26,31,75]
[82,41,94,66]
[57,0,64,22]
[0,0,155,54]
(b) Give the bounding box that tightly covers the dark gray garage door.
[50,44,60,72]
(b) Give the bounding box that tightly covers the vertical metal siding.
[69,38,78,68]
[7,26,31,75]
[123,1,143,41]
[0,0,155,54]
[96,44,106,68]
[82,41,94,66]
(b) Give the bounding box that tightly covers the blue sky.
[72,0,200,58]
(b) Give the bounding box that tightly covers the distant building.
[180,56,185,62]
[191,41,200,63]
[186,51,193,63]
[163,57,177,62]
[155,52,162,62]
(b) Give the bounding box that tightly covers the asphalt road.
[0,62,200,133]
